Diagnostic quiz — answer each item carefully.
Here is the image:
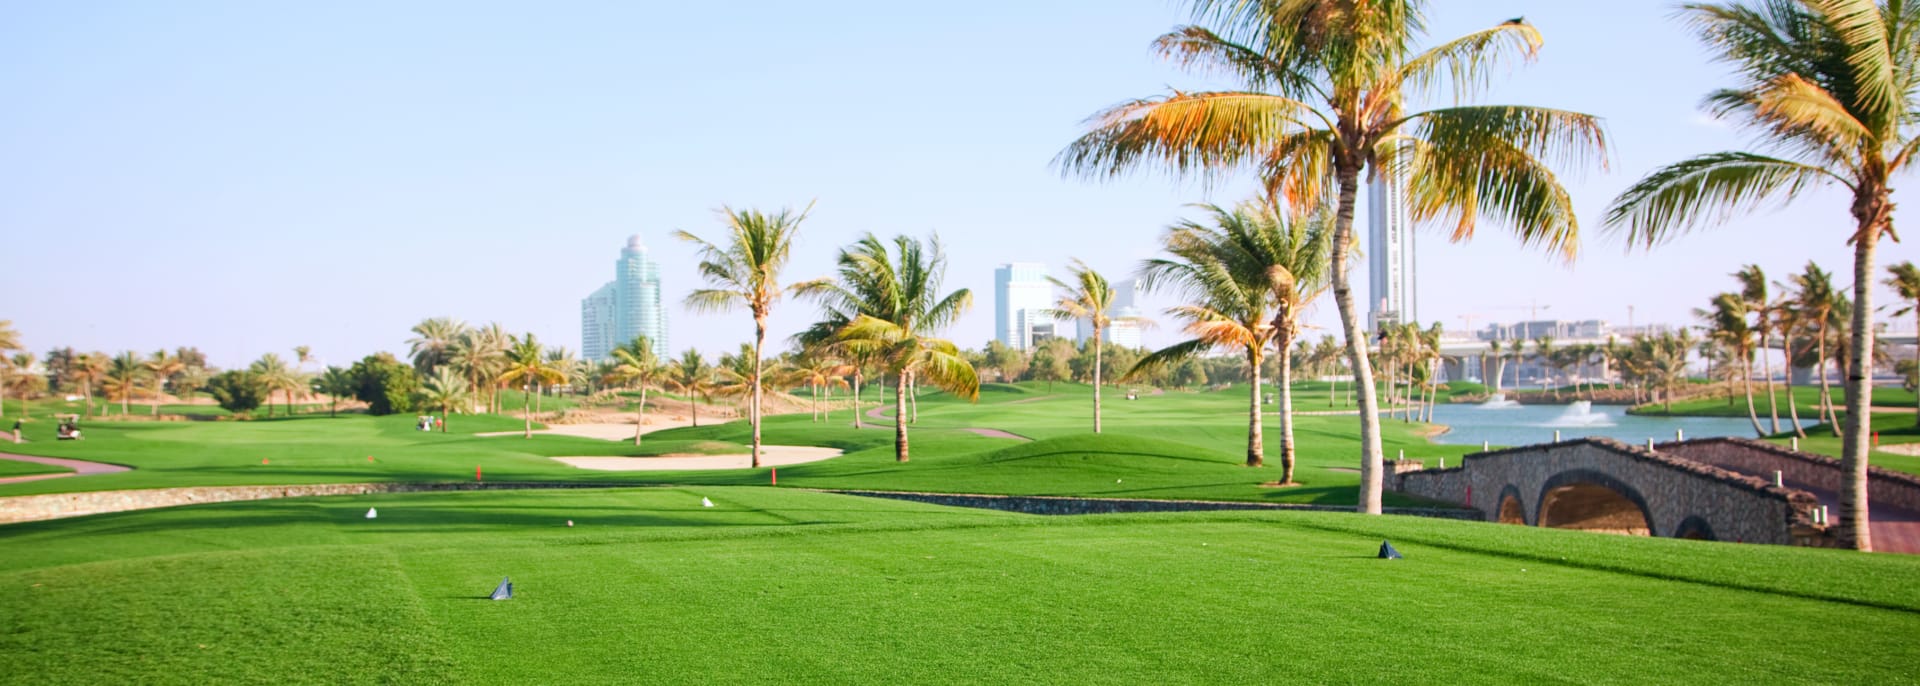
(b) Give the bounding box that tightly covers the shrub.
[204,370,268,418]
[348,353,419,416]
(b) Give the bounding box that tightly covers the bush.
[348,353,419,416]
[204,370,268,418]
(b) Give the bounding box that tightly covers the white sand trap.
[553,446,843,471]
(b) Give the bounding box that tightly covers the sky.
[1,1,1914,369]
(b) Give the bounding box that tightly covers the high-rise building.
[995,262,1053,350]
[1077,278,1147,349]
[1367,163,1416,332]
[582,235,668,361]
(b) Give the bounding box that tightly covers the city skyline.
[2,2,1917,368]
[580,235,668,362]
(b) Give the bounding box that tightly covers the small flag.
[1378,540,1403,560]
[701,497,714,508]
[490,577,512,600]
[365,508,378,519]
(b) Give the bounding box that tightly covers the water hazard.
[1428,394,1804,448]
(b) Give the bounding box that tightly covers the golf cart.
[55,414,82,440]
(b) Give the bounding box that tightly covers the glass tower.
[582,235,668,361]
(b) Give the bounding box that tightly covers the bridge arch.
[1536,469,1655,536]
[1672,515,1717,541]
[1495,484,1528,525]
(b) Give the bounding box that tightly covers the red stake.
[1874,432,1880,447]
[476,465,483,482]
[771,467,778,486]
[367,455,374,462]
[262,458,269,465]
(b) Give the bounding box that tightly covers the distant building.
[1077,278,1147,349]
[1368,159,1416,332]
[995,262,1053,350]
[582,235,668,361]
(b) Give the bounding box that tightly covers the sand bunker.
[476,418,701,441]
[553,446,844,471]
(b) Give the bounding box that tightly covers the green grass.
[1628,385,1918,418]
[0,460,69,478]
[2,486,1916,684]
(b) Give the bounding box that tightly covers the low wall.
[1657,437,1920,512]
[0,481,643,525]
[827,490,1482,520]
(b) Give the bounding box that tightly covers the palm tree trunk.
[441,405,449,433]
[1743,350,1764,438]
[852,370,863,429]
[1333,166,1385,513]
[751,318,765,469]
[1837,230,1879,551]
[692,392,701,427]
[908,373,918,424]
[1782,334,1806,438]
[634,386,647,446]
[1277,336,1296,484]
[1092,328,1103,433]
[151,382,160,416]
[1817,319,1839,436]
[1760,326,1781,433]
[894,371,909,462]
[1246,346,1264,468]
[522,385,532,438]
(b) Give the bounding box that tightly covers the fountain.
[1543,401,1616,428]
[1479,393,1522,409]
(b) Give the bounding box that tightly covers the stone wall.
[1387,438,1819,544]
[1657,437,1920,512]
[828,490,1482,520]
[0,481,641,525]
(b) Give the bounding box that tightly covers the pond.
[1426,395,1803,449]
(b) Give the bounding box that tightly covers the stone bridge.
[1388,437,1920,551]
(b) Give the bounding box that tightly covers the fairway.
[2,486,1916,684]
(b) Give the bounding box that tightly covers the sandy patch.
[476,418,701,441]
[553,446,843,471]
[1879,443,1920,457]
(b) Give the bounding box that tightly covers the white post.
[1773,471,1783,488]
[1790,437,1800,451]
[1440,457,1446,469]
[1398,449,1405,460]
[1553,430,1561,442]
[1647,438,1655,450]
[1482,440,1490,451]
[1675,429,1684,442]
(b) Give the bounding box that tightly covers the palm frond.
[1604,151,1843,247]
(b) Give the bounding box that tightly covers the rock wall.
[828,490,1481,520]
[1657,437,1920,512]
[1388,438,1819,544]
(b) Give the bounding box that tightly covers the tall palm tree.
[792,351,853,424]
[677,204,812,468]
[1700,292,1766,436]
[144,350,184,416]
[663,349,716,428]
[610,336,664,445]
[1791,263,1843,434]
[1314,334,1343,405]
[808,234,978,462]
[1128,203,1283,469]
[250,353,298,419]
[1605,0,1915,551]
[1044,260,1129,433]
[499,334,566,438]
[1532,335,1557,397]
[450,325,509,415]
[106,351,143,416]
[73,352,107,418]
[0,320,19,418]
[1060,2,1608,513]
[407,317,469,374]
[421,367,470,433]
[1735,265,1783,432]
[539,346,581,412]
[1889,261,1920,426]
[314,366,355,418]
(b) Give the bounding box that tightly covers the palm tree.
[1605,0,1915,551]
[610,336,664,445]
[420,367,470,433]
[662,349,716,428]
[1128,203,1283,469]
[450,325,509,415]
[1790,263,1843,434]
[250,353,298,418]
[0,320,19,418]
[499,334,566,438]
[1735,265,1783,432]
[677,204,812,468]
[106,351,143,416]
[809,234,978,462]
[314,366,355,418]
[407,317,469,374]
[540,347,581,412]
[144,350,184,416]
[73,352,107,418]
[1314,334,1343,405]
[1044,260,1129,433]
[793,351,853,424]
[1060,2,1608,513]
[1889,261,1920,426]
[1700,292,1765,437]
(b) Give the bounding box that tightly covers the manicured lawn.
[0,384,1473,506]
[1,487,1915,683]
[0,460,69,478]
[1629,385,1918,418]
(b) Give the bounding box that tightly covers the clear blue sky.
[1,1,1911,368]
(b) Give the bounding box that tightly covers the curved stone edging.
[0,481,649,525]
[0,452,132,485]
[824,489,1481,519]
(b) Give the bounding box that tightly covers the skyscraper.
[582,235,668,361]
[1367,164,1416,332]
[995,262,1053,350]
